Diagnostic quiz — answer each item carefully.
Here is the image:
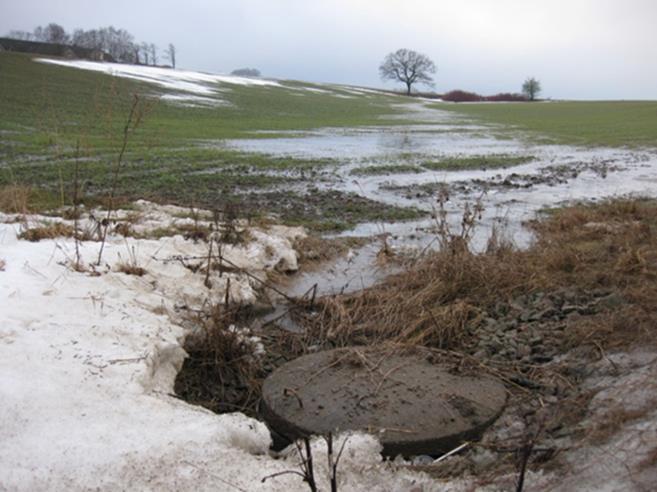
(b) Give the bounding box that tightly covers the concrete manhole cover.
[261,347,507,457]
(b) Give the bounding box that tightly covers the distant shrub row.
[441,90,528,102]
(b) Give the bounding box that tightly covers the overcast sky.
[3,0,657,99]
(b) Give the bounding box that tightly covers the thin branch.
[96,94,140,265]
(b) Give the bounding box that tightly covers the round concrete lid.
[261,347,507,457]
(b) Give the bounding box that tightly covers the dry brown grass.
[587,398,657,446]
[18,222,76,242]
[302,198,657,351]
[115,245,147,276]
[0,185,31,215]
[175,198,657,432]
[174,303,288,416]
[116,262,147,276]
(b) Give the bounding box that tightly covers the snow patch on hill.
[37,58,281,106]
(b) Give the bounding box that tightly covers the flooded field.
[222,102,657,293]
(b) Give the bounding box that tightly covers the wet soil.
[237,189,426,231]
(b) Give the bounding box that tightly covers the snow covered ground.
[0,203,446,491]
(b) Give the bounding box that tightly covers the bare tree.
[33,26,44,41]
[522,77,541,101]
[33,23,69,44]
[379,48,436,95]
[140,42,150,65]
[149,43,158,66]
[165,43,176,68]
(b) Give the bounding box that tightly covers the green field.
[0,52,405,149]
[1,52,431,228]
[437,100,657,148]
[3,51,657,230]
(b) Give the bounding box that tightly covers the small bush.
[441,90,483,102]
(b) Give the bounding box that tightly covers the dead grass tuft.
[305,245,526,349]
[116,262,147,276]
[0,185,31,215]
[18,222,76,242]
[115,245,147,276]
[587,399,657,446]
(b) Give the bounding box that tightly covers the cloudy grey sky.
[3,0,657,99]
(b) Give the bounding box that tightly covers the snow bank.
[0,204,448,491]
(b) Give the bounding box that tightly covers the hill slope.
[0,52,422,228]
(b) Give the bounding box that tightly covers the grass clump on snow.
[18,221,76,242]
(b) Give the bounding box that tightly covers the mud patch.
[238,189,427,231]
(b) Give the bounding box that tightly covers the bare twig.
[204,236,213,289]
[96,94,141,265]
[284,387,304,409]
[433,442,469,464]
[73,139,82,271]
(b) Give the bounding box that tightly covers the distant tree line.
[441,90,529,102]
[6,23,177,68]
[230,68,261,77]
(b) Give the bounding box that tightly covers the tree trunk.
[406,81,412,95]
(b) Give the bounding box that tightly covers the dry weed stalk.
[97,94,152,265]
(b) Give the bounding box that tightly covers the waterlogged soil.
[215,101,657,291]
[223,102,657,241]
[238,189,426,231]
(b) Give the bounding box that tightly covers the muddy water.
[229,103,657,296]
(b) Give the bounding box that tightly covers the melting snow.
[36,58,282,106]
